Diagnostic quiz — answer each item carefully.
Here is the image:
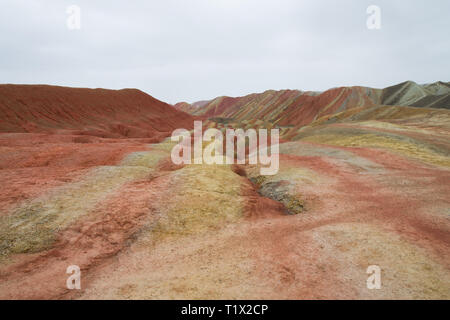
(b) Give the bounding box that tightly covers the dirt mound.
[0,84,193,138]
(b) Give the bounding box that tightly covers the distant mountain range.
[174,81,450,128]
[0,81,447,141]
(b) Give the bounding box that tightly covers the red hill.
[0,84,193,139]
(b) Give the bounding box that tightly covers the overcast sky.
[1,0,449,104]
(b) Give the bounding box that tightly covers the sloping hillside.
[175,81,450,128]
[0,85,193,138]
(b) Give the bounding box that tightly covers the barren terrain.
[0,83,449,299]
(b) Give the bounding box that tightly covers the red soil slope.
[0,85,193,139]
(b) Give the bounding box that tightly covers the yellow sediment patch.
[142,163,245,241]
[314,223,450,299]
[148,139,180,152]
[120,150,168,167]
[79,228,257,299]
[356,120,447,136]
[0,145,173,258]
[302,133,450,168]
[310,105,450,131]
[311,106,366,127]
